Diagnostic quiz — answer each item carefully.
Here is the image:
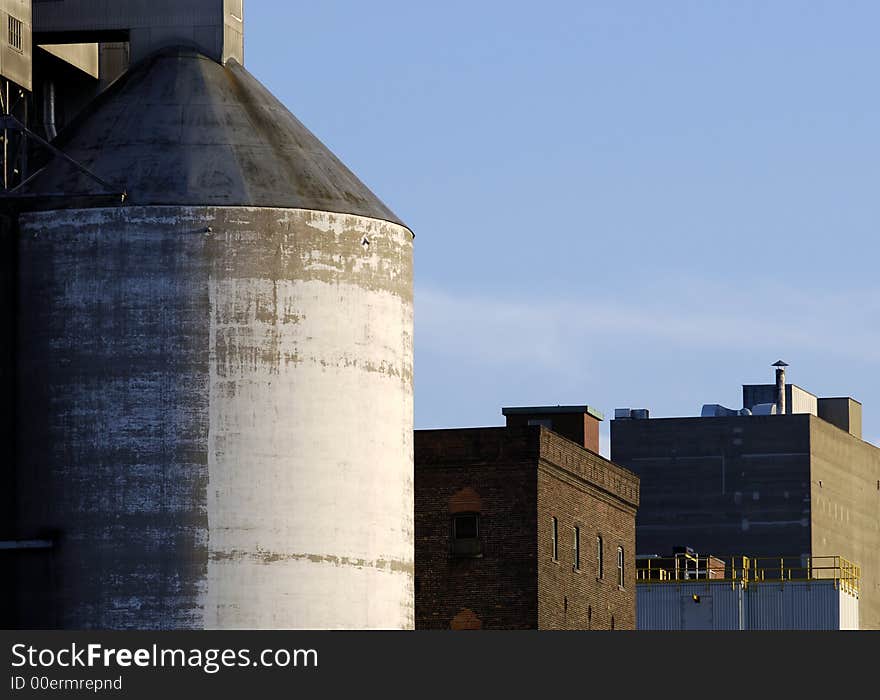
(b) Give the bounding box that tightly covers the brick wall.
[537,429,639,629]
[415,428,539,629]
[505,411,601,453]
[415,425,639,630]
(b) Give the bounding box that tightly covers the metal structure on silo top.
[7,2,414,630]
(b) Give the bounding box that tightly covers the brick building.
[415,406,640,630]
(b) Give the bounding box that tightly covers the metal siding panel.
[747,581,843,630]
[638,582,745,630]
[39,43,99,78]
[640,581,857,630]
[34,1,224,31]
[637,585,681,630]
[1,0,32,90]
[680,588,714,630]
[223,0,243,63]
[33,0,232,63]
[790,386,818,416]
[839,589,860,630]
[710,584,744,630]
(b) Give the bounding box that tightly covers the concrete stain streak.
[16,205,414,630]
[203,206,413,629]
[209,549,415,575]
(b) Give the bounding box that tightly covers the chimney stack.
[502,405,604,453]
[772,360,789,415]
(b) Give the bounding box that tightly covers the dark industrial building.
[415,406,640,630]
[611,363,880,630]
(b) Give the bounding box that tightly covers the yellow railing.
[636,553,860,595]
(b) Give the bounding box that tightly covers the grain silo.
[4,1,414,629]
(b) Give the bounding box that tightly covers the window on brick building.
[596,535,604,579]
[452,513,480,556]
[617,546,625,588]
[551,517,558,561]
[573,527,580,570]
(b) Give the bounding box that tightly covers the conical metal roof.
[18,47,406,227]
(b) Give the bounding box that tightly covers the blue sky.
[246,1,880,452]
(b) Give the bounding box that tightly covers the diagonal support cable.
[0,114,127,200]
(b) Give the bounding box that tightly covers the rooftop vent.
[701,404,752,418]
[751,403,777,416]
[614,408,649,420]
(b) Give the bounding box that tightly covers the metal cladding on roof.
[19,47,406,228]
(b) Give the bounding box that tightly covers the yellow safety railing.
[636,553,860,595]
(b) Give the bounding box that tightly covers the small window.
[551,517,558,561]
[617,546,625,588]
[596,535,604,579]
[8,16,22,52]
[452,513,480,556]
[573,527,580,571]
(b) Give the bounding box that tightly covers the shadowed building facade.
[415,406,639,630]
[612,375,880,630]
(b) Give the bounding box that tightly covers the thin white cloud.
[416,281,880,367]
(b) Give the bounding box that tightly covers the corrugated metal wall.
[747,582,838,630]
[638,581,858,630]
[638,582,745,631]
[839,589,860,630]
[789,386,818,416]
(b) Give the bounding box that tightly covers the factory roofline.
[741,382,812,392]
[13,46,409,230]
[502,405,605,421]
[820,396,863,405]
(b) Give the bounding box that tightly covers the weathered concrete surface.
[810,416,880,630]
[817,397,862,439]
[16,205,414,629]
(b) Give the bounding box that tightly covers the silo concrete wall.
[16,205,413,629]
